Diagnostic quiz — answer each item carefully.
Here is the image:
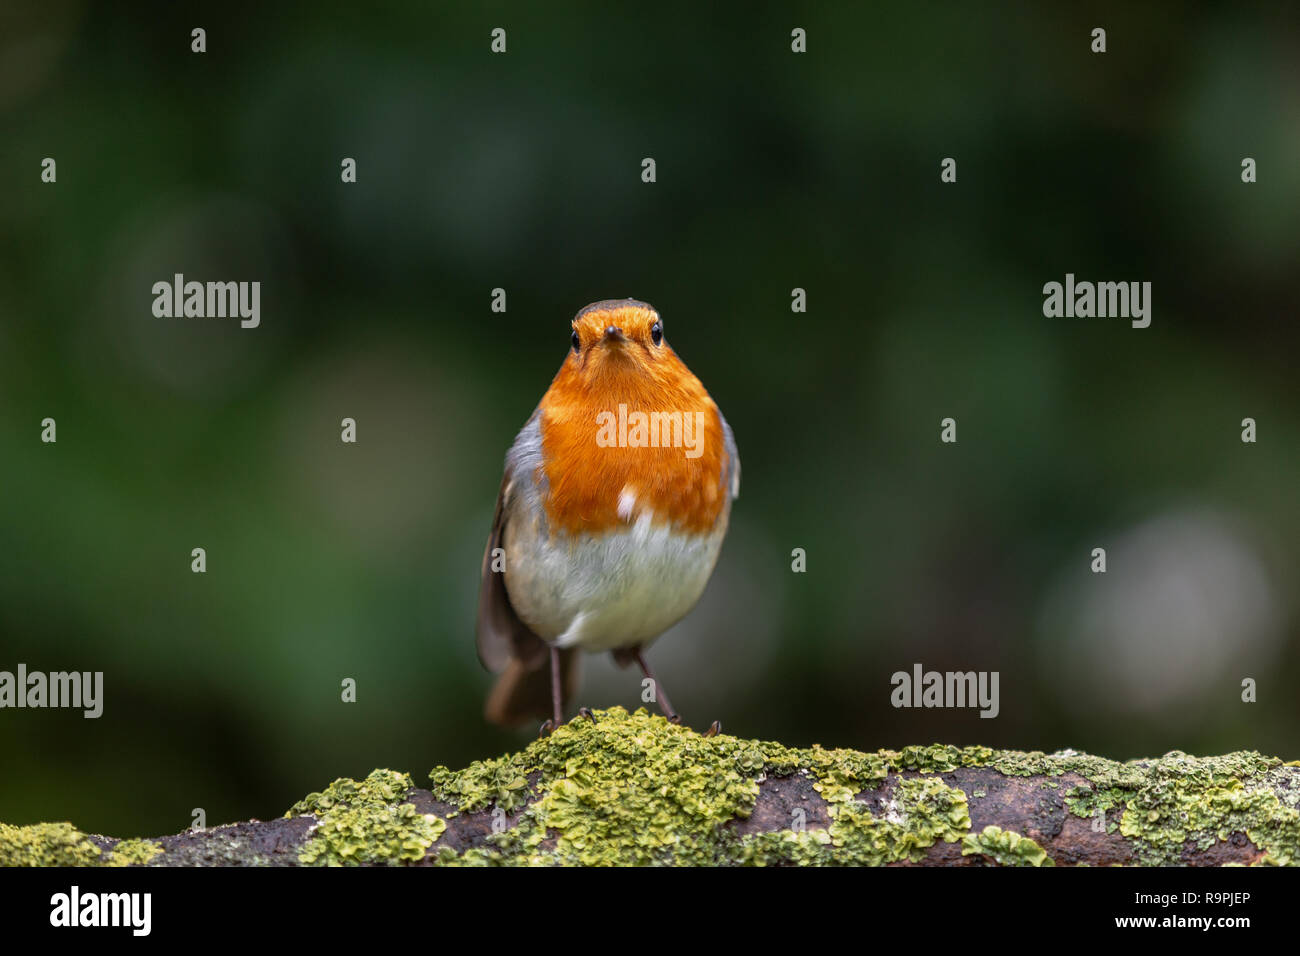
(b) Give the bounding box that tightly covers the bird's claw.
[668,714,682,725]
[538,719,556,738]
[576,707,597,724]
[702,720,721,738]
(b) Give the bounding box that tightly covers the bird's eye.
[571,330,581,352]
[650,322,663,346]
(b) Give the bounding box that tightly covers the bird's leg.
[537,645,566,738]
[633,648,680,724]
[630,649,721,735]
[550,644,564,727]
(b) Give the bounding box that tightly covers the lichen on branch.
[3,708,1298,866]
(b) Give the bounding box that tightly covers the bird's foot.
[537,719,556,738]
[575,707,597,724]
[702,720,722,738]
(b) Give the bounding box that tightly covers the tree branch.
[4,708,1297,866]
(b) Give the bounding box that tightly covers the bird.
[476,298,740,735]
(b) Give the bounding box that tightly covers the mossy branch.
[5,708,1299,866]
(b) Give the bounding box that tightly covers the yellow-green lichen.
[287,767,415,816]
[8,714,1295,867]
[428,751,534,814]
[290,768,446,866]
[826,776,970,865]
[106,838,163,866]
[735,828,834,866]
[1062,752,1299,865]
[761,741,892,791]
[0,825,160,867]
[895,743,996,773]
[428,707,972,866]
[462,708,762,865]
[422,711,1299,867]
[0,822,102,866]
[962,825,1053,866]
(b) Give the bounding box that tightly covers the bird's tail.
[484,647,581,727]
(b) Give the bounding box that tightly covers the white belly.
[502,507,727,653]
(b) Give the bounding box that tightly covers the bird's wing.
[476,413,549,674]
[718,407,740,500]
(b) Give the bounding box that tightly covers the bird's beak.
[602,326,627,345]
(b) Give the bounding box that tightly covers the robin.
[476,299,739,735]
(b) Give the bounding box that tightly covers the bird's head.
[567,299,675,383]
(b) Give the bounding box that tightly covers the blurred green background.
[2,2,1298,836]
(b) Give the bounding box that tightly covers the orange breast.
[536,351,729,536]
